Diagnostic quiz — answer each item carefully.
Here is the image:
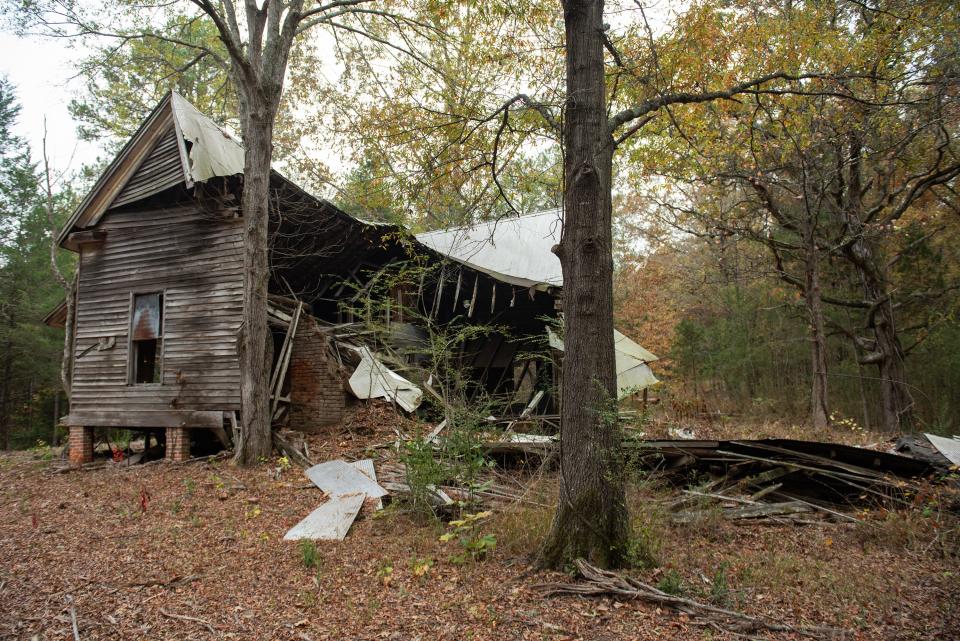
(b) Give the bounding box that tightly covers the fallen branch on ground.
[66,595,80,641]
[273,431,313,468]
[160,609,216,634]
[536,559,850,639]
[124,573,201,589]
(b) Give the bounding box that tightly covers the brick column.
[166,427,191,462]
[289,321,345,433]
[68,426,94,465]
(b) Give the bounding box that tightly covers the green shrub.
[299,540,321,569]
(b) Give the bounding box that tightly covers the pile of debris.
[284,459,387,541]
[279,428,960,541]
[632,438,947,524]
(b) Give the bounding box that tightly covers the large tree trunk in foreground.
[539,0,629,570]
[234,103,276,465]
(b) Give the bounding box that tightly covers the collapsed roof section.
[415,209,564,291]
[548,328,659,397]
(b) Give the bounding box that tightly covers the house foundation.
[68,426,94,465]
[166,427,191,462]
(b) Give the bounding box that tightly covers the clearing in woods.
[1,411,958,640]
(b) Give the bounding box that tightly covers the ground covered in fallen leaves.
[1,414,958,640]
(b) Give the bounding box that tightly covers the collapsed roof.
[417,209,660,388]
[55,91,658,389]
[415,209,564,290]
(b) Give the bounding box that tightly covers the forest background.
[0,0,957,449]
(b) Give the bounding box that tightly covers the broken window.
[130,292,163,384]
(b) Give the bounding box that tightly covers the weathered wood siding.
[70,203,243,416]
[111,127,185,209]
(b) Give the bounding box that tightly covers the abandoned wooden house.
[45,92,658,465]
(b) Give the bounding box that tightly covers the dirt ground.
[1,413,958,640]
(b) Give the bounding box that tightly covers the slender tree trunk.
[60,275,76,401]
[27,378,34,434]
[52,391,60,447]
[852,340,872,431]
[44,141,76,403]
[869,294,912,433]
[539,0,629,570]
[234,98,277,465]
[0,327,12,451]
[803,241,830,429]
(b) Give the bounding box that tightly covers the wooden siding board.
[111,128,186,208]
[70,203,243,414]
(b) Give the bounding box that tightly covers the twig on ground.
[536,559,850,639]
[124,573,202,589]
[160,609,216,634]
[66,595,80,641]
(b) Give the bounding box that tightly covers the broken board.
[349,459,384,510]
[925,433,960,467]
[305,459,388,499]
[283,493,365,541]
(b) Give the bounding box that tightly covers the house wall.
[69,202,244,417]
[288,319,345,432]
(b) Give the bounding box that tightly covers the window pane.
[132,293,162,340]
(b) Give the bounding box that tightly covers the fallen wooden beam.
[273,431,312,468]
[537,560,849,639]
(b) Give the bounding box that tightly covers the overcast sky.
[0,32,101,179]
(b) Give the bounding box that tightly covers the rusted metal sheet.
[132,293,163,340]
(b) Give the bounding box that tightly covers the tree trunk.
[60,275,76,401]
[0,328,12,451]
[803,241,830,429]
[539,0,629,570]
[870,295,912,433]
[234,102,276,466]
[844,135,914,433]
[52,391,60,447]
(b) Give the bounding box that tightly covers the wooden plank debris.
[283,493,365,541]
[424,419,447,444]
[349,459,383,510]
[270,302,302,416]
[304,459,388,499]
[274,431,312,468]
[925,433,960,466]
[631,437,937,515]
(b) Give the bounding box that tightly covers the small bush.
[710,562,730,606]
[440,511,497,563]
[624,524,661,569]
[656,568,685,596]
[299,540,321,569]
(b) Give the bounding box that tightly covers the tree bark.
[233,99,277,466]
[539,0,629,570]
[844,135,914,433]
[52,391,60,447]
[803,240,830,430]
[0,319,12,450]
[60,274,76,401]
